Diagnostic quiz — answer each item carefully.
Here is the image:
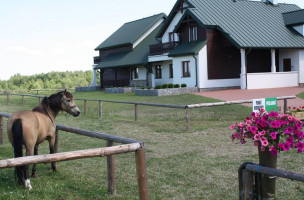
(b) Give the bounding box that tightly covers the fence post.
[242,170,254,200]
[135,146,149,200]
[84,100,87,117]
[284,99,287,114]
[38,97,41,105]
[0,116,3,145]
[186,107,190,131]
[53,129,59,170]
[7,94,9,105]
[22,95,24,105]
[106,140,116,195]
[99,101,103,119]
[135,104,138,121]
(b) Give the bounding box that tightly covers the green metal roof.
[94,23,162,69]
[283,9,304,26]
[168,40,207,57]
[95,13,166,51]
[186,0,304,48]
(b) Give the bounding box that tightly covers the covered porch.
[240,48,300,89]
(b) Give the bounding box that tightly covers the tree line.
[0,71,99,90]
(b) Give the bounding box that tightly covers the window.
[182,61,190,77]
[133,67,139,79]
[189,26,197,42]
[155,65,162,79]
[169,64,173,78]
[169,32,175,43]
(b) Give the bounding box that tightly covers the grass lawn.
[0,91,303,200]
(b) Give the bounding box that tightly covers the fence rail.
[239,162,304,200]
[0,92,297,131]
[0,112,149,200]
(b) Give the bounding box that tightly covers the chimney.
[262,0,278,5]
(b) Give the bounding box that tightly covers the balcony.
[149,42,179,56]
[94,56,100,64]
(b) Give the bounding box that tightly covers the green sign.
[265,97,277,112]
[252,97,277,112]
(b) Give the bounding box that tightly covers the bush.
[147,86,151,89]
[168,83,174,88]
[154,85,162,89]
[181,83,187,88]
[162,84,168,89]
[174,84,180,88]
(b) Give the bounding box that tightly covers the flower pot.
[292,112,304,121]
[258,148,277,200]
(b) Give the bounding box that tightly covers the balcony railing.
[149,41,179,56]
[94,56,100,64]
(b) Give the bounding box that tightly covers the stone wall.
[105,87,135,93]
[135,87,198,96]
[75,86,101,92]
[130,80,147,87]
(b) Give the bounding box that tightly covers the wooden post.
[284,99,287,114]
[7,94,9,105]
[106,141,116,195]
[186,108,190,131]
[53,129,59,170]
[36,90,39,95]
[243,170,254,200]
[99,101,102,119]
[22,95,24,105]
[38,97,41,105]
[84,100,87,117]
[135,104,138,121]
[0,117,3,145]
[135,147,149,200]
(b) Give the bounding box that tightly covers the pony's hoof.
[31,173,36,178]
[52,169,57,172]
[25,179,32,190]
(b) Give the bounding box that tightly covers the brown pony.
[7,90,80,190]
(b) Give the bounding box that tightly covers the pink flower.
[230,124,236,130]
[269,111,278,118]
[238,122,245,128]
[296,142,304,153]
[282,143,291,151]
[254,134,260,141]
[250,126,258,134]
[260,146,266,151]
[259,131,266,136]
[283,126,293,134]
[261,140,269,147]
[286,137,294,145]
[246,120,252,126]
[270,148,278,156]
[270,132,278,140]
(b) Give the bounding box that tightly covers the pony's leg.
[24,146,34,190]
[49,137,57,172]
[31,145,39,178]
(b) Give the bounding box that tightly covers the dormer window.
[189,26,197,42]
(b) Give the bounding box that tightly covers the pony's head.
[60,90,80,117]
[44,90,80,117]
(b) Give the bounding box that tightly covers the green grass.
[0,91,304,199]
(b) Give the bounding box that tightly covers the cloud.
[6,45,42,56]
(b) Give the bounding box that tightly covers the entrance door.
[283,58,291,72]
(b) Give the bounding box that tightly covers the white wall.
[293,25,304,36]
[197,45,240,89]
[133,66,146,80]
[300,50,304,84]
[247,72,298,89]
[172,55,197,87]
[153,61,173,86]
[279,49,299,72]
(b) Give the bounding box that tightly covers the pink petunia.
[269,111,278,118]
[259,131,266,136]
[239,122,245,128]
[230,124,236,130]
[270,132,278,140]
[261,140,269,147]
[254,134,260,141]
[286,137,294,145]
[296,141,304,153]
[282,143,291,151]
[250,126,258,134]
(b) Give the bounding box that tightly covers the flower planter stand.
[291,112,304,121]
[258,149,277,200]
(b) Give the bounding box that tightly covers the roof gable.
[95,13,166,51]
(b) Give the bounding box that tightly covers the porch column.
[271,49,276,73]
[240,49,247,89]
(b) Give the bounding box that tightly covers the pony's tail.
[12,118,24,185]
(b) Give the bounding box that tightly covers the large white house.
[94,0,304,90]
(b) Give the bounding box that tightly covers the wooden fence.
[0,93,296,131]
[0,89,75,95]
[239,162,304,200]
[0,112,149,200]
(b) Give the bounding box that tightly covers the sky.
[0,0,304,80]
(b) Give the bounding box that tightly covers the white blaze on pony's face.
[61,91,80,117]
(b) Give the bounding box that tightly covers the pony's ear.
[64,89,67,94]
